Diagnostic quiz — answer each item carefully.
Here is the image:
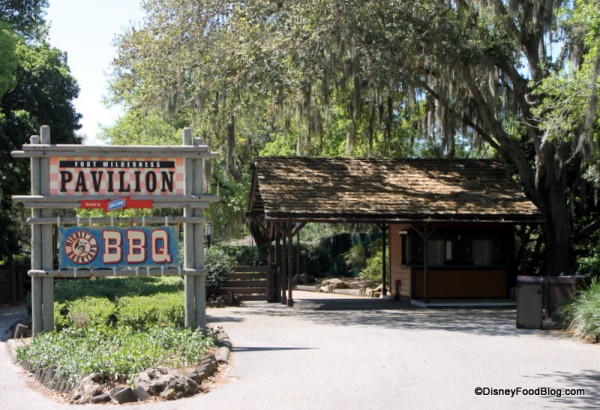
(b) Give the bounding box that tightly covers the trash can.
[516,276,545,329]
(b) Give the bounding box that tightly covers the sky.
[46,0,145,145]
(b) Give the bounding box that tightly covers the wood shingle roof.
[247,157,541,223]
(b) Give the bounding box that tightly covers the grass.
[556,278,600,343]
[17,276,213,385]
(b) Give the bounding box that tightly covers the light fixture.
[205,222,213,248]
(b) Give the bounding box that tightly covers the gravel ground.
[1,291,599,409]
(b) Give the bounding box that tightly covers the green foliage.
[359,239,389,285]
[0,39,81,261]
[577,254,600,277]
[360,251,384,284]
[25,276,212,385]
[100,109,179,145]
[58,297,116,330]
[0,0,48,41]
[0,22,18,97]
[556,279,600,343]
[205,246,236,298]
[16,325,213,384]
[300,243,330,278]
[342,244,367,275]
[54,276,183,303]
[53,278,185,330]
[223,245,263,266]
[117,293,184,330]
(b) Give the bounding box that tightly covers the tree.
[109,0,599,276]
[0,23,18,97]
[0,0,81,261]
[0,0,48,41]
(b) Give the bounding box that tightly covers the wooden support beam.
[378,224,389,296]
[281,224,287,305]
[287,223,294,307]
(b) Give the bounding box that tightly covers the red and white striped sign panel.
[49,157,185,196]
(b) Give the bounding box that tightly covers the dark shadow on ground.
[523,368,599,409]
[234,295,565,339]
[233,346,318,352]
[207,315,245,323]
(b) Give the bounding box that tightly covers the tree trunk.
[248,219,270,264]
[226,113,235,179]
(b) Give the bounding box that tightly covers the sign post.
[12,126,218,335]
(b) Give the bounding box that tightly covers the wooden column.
[377,224,389,296]
[281,224,287,305]
[287,223,294,307]
[29,126,55,335]
[286,222,304,307]
[183,128,206,329]
[40,126,54,332]
[30,132,43,336]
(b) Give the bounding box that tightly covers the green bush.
[577,255,600,277]
[360,250,384,284]
[54,276,183,302]
[117,293,184,329]
[60,297,116,329]
[16,326,214,384]
[556,279,600,343]
[342,244,367,276]
[205,247,235,298]
[301,244,330,277]
[224,245,263,266]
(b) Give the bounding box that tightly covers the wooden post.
[183,128,197,329]
[287,224,294,307]
[193,137,206,328]
[30,133,42,336]
[40,126,54,332]
[281,224,287,305]
[378,224,389,296]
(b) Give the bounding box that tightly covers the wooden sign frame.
[12,126,218,336]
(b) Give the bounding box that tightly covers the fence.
[0,262,29,304]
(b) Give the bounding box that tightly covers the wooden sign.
[59,226,180,269]
[50,158,185,196]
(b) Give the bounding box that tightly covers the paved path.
[1,292,598,409]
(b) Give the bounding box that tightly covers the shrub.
[224,245,264,266]
[54,276,183,302]
[556,279,600,343]
[117,293,184,329]
[301,244,330,277]
[60,297,117,329]
[205,247,235,299]
[360,250,384,284]
[342,244,367,276]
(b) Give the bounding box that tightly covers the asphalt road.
[1,291,598,409]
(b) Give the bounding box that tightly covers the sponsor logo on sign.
[107,198,126,211]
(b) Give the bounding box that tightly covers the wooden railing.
[217,266,270,301]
